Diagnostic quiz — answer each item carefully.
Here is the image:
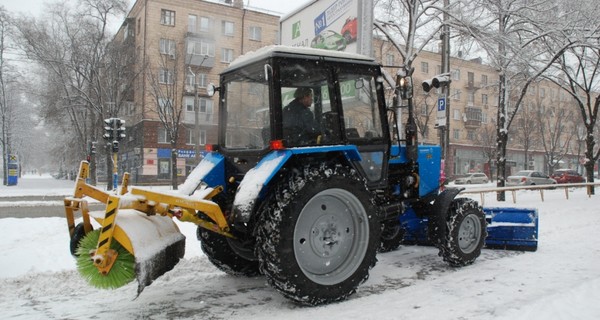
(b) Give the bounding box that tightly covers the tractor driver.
[282,87,320,145]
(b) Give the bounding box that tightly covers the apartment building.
[374,38,584,178]
[114,0,279,184]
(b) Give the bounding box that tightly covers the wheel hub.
[294,188,370,285]
[458,214,481,254]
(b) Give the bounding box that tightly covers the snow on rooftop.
[226,45,375,71]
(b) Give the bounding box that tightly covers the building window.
[187,129,207,145]
[221,48,234,63]
[187,39,215,57]
[222,20,234,36]
[385,54,394,66]
[161,9,175,26]
[482,94,488,105]
[540,88,545,97]
[481,74,488,86]
[420,104,428,116]
[468,91,475,105]
[421,61,429,74]
[249,26,262,41]
[453,89,461,100]
[159,69,173,84]
[452,69,460,80]
[467,130,475,141]
[453,109,461,120]
[453,129,460,140]
[158,127,168,143]
[200,16,212,32]
[199,98,213,114]
[184,97,195,112]
[187,73,208,88]
[159,38,176,56]
[188,14,197,33]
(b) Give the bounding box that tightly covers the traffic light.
[102,118,126,141]
[103,118,113,141]
[422,73,451,92]
[112,141,119,153]
[90,141,97,154]
[115,119,126,141]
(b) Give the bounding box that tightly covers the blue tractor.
[188,46,489,305]
[66,45,536,306]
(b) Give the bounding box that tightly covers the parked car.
[506,170,557,186]
[550,169,585,184]
[453,172,489,184]
[310,30,347,51]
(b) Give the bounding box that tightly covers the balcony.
[183,111,215,125]
[463,107,482,128]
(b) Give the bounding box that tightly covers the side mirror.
[207,83,219,97]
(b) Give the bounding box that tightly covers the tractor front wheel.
[438,198,487,267]
[255,165,380,305]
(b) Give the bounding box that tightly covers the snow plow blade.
[400,207,538,251]
[483,207,538,251]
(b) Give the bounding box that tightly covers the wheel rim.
[458,214,482,254]
[294,188,369,285]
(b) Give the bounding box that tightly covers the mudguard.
[430,187,463,243]
[231,145,362,224]
[178,152,225,196]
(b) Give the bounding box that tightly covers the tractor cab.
[212,46,391,186]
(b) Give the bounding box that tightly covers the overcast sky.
[0,0,310,18]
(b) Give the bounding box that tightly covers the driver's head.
[294,87,313,107]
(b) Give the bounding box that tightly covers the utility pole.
[441,0,451,172]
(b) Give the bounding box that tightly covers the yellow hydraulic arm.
[64,161,234,261]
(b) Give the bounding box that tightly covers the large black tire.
[437,198,487,267]
[255,165,381,305]
[197,226,261,276]
[378,219,404,252]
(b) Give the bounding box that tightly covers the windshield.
[222,64,270,150]
[514,171,530,177]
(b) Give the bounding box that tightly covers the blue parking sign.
[437,97,446,111]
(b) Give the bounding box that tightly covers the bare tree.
[536,105,574,174]
[452,0,584,200]
[548,46,600,192]
[512,101,539,170]
[13,0,128,187]
[147,48,185,190]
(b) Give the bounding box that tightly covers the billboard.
[280,0,373,57]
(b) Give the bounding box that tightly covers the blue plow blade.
[400,207,538,252]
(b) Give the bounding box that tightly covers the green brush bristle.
[75,230,136,289]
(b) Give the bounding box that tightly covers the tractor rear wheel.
[438,198,487,266]
[255,165,380,305]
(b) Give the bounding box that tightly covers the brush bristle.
[75,230,136,289]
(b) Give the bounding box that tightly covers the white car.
[506,170,557,186]
[454,173,489,184]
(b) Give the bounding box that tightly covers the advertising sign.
[281,0,373,56]
[7,154,18,186]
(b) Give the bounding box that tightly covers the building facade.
[374,38,587,179]
[114,0,589,184]
[114,0,279,184]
